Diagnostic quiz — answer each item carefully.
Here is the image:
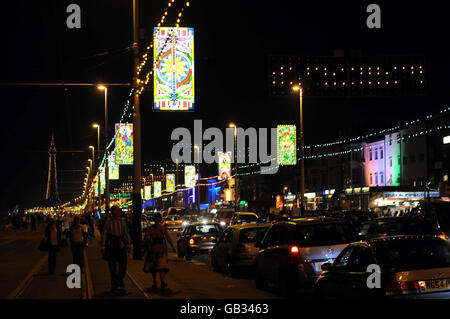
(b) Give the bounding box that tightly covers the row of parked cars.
[175,207,450,299]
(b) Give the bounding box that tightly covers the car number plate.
[426,279,450,291]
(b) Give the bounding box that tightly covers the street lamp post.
[194,145,200,213]
[92,124,101,211]
[132,0,143,260]
[97,86,110,215]
[292,86,304,214]
[229,124,238,211]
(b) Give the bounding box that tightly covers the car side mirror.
[321,263,332,271]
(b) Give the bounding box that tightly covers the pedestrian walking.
[70,216,85,273]
[143,212,176,289]
[30,214,37,232]
[81,220,89,246]
[101,206,132,292]
[44,219,61,274]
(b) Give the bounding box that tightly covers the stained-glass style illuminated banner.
[277,125,297,165]
[218,151,231,180]
[144,185,151,200]
[94,174,99,197]
[166,174,175,192]
[115,124,133,165]
[184,165,196,188]
[108,153,119,180]
[154,181,162,198]
[154,27,194,111]
[141,188,144,200]
[100,166,105,194]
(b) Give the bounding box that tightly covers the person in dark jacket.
[70,216,85,273]
[45,219,61,274]
[30,214,37,232]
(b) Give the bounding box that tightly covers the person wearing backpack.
[101,206,131,292]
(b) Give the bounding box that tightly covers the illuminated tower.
[45,135,60,202]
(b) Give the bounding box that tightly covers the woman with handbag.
[44,219,61,274]
[143,212,176,289]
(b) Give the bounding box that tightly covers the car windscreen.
[294,223,359,246]
[239,227,269,243]
[374,239,450,271]
[378,220,440,235]
[167,215,181,221]
[238,214,258,221]
[192,224,221,234]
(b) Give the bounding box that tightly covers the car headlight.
[202,220,207,224]
[182,221,188,226]
[220,221,226,226]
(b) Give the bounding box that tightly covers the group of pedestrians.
[41,206,176,293]
[11,214,39,232]
[43,213,94,274]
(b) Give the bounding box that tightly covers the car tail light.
[439,234,448,240]
[290,246,299,255]
[385,281,420,295]
[189,238,195,246]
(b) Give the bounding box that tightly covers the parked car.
[167,207,187,217]
[211,223,271,276]
[216,209,235,227]
[177,223,223,260]
[357,217,448,240]
[165,214,184,231]
[181,215,200,228]
[254,218,359,296]
[314,235,450,299]
[230,212,260,225]
[326,210,378,227]
[199,213,215,224]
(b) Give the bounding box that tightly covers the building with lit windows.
[268,50,426,98]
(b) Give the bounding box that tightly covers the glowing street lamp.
[97,86,110,213]
[228,123,238,209]
[292,85,304,212]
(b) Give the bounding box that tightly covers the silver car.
[254,218,359,296]
[211,223,271,276]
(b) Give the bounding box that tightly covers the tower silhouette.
[45,135,60,203]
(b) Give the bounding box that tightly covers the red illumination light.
[290,246,299,254]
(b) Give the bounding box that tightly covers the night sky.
[1,0,448,210]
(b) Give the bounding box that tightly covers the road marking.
[82,249,94,299]
[7,253,47,299]
[127,270,151,299]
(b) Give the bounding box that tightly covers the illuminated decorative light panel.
[153,27,194,111]
[144,185,151,200]
[154,181,162,198]
[184,165,196,188]
[277,125,297,165]
[115,124,133,165]
[218,151,232,180]
[166,174,175,192]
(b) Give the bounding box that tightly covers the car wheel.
[177,243,184,258]
[211,253,219,272]
[255,265,267,290]
[278,270,295,298]
[226,257,238,277]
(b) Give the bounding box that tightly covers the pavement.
[0,225,278,299]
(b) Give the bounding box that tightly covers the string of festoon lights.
[102,1,191,157]
[301,106,450,150]
[135,0,191,96]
